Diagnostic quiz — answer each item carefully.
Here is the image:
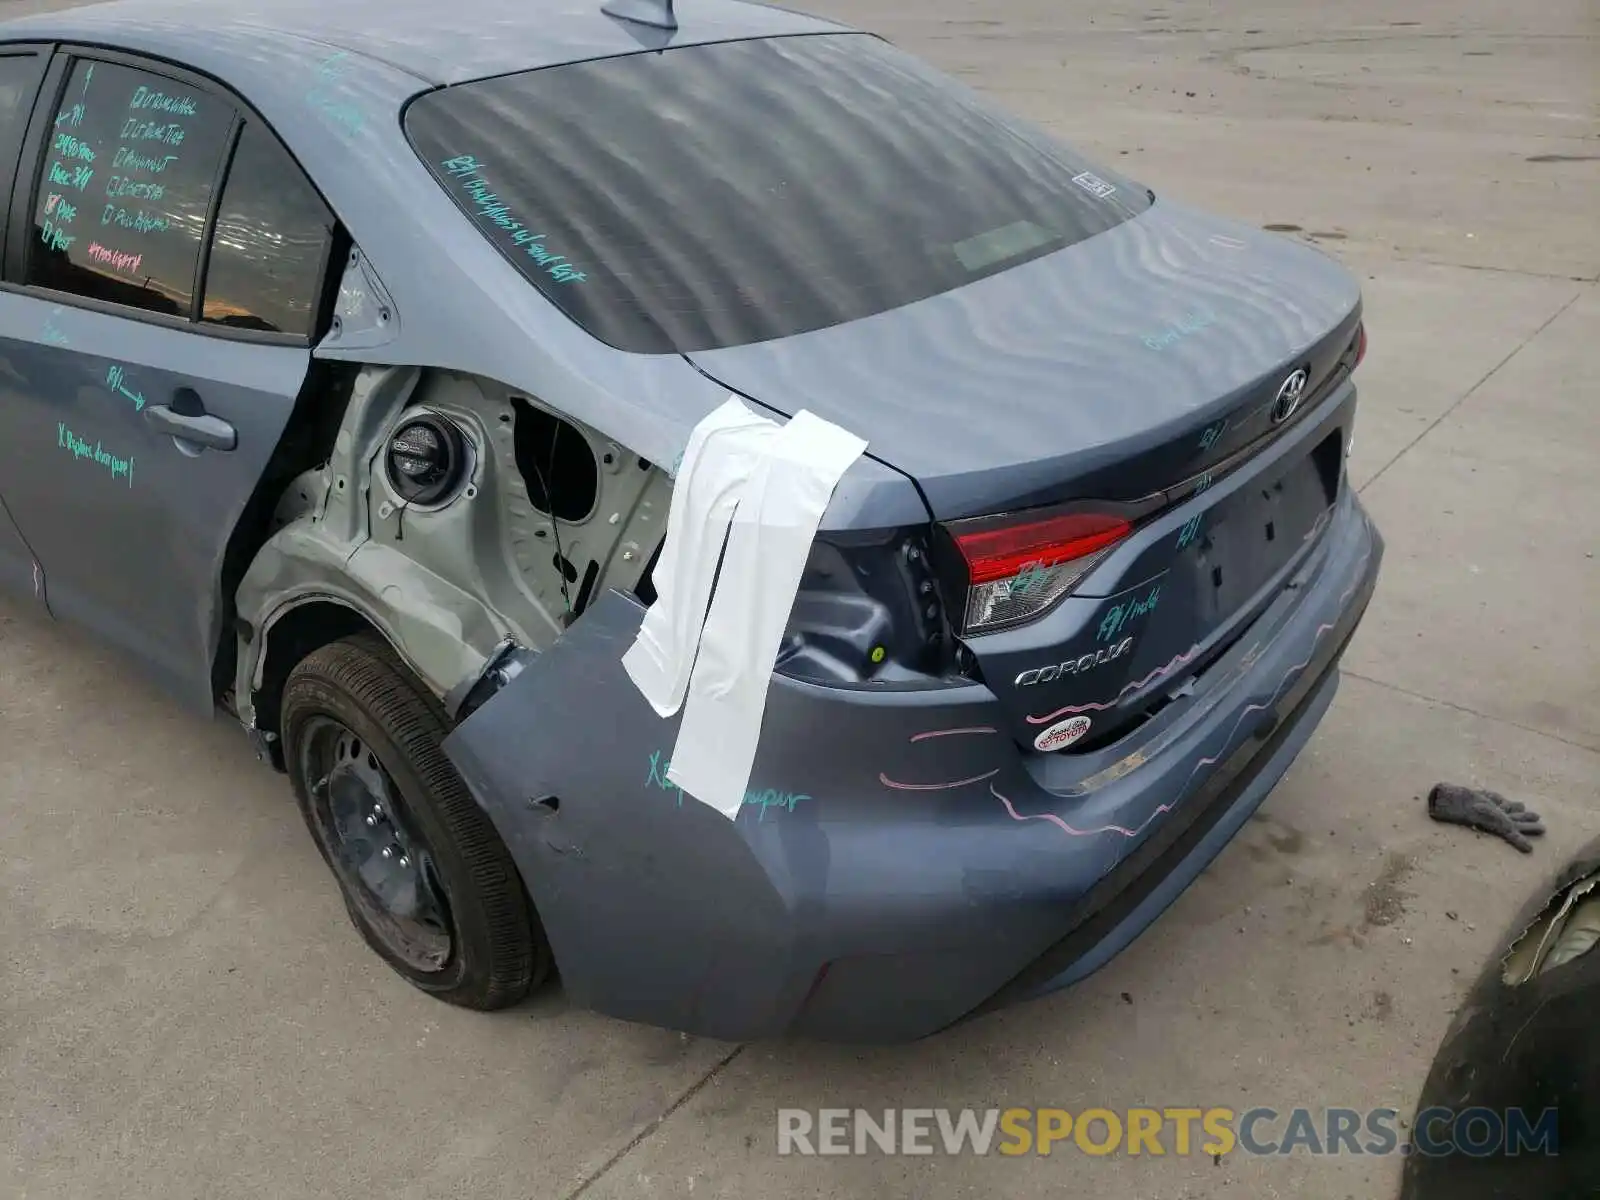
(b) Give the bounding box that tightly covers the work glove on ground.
[1427,783,1546,853]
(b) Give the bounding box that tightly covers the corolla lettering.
[48,161,95,190]
[1097,582,1161,643]
[119,117,186,146]
[128,86,199,116]
[102,205,171,234]
[645,750,811,820]
[1014,636,1135,687]
[1142,305,1218,352]
[112,147,179,173]
[440,155,588,284]
[86,241,144,276]
[57,422,134,487]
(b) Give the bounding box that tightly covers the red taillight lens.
[951,511,1132,634]
[1354,323,1368,369]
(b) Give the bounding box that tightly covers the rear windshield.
[405,33,1151,355]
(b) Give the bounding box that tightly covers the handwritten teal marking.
[44,194,78,223]
[104,365,144,411]
[54,102,85,128]
[129,85,198,116]
[101,204,170,234]
[52,133,94,162]
[1013,558,1052,597]
[118,117,185,147]
[306,90,364,135]
[304,53,364,136]
[39,220,75,253]
[57,422,134,487]
[1192,470,1214,497]
[1142,305,1218,353]
[48,161,95,191]
[440,155,588,284]
[112,147,178,174]
[645,750,810,820]
[42,308,69,348]
[1097,581,1161,643]
[1198,418,1228,451]
[1175,514,1204,551]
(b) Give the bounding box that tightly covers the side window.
[27,58,234,317]
[0,52,44,207]
[202,120,335,338]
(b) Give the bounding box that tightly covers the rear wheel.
[281,634,549,1009]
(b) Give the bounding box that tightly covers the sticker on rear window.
[1071,171,1117,199]
[438,155,587,285]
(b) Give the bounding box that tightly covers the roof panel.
[0,0,848,85]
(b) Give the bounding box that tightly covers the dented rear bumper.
[443,489,1382,1043]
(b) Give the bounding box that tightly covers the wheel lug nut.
[398,855,410,869]
[365,815,378,826]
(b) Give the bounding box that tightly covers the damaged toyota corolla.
[0,0,1382,1041]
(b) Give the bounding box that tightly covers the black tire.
[281,633,549,1009]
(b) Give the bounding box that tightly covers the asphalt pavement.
[2,0,1597,1197]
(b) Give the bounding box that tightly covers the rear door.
[0,44,49,605]
[0,48,337,711]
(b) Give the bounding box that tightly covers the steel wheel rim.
[300,717,453,973]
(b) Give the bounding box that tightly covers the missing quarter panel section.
[233,366,673,735]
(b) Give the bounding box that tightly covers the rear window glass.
[405,33,1150,355]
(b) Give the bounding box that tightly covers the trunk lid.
[689,200,1365,748]
[686,199,1361,521]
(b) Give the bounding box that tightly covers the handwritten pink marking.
[997,533,1373,841]
[879,768,1000,792]
[1175,541,1371,792]
[993,783,1176,840]
[1024,644,1204,725]
[86,242,143,275]
[909,726,997,742]
[45,194,59,213]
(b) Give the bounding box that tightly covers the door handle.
[146,404,237,452]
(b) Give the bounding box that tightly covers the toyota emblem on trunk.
[1271,368,1309,424]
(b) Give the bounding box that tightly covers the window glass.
[404,33,1152,355]
[202,120,336,337]
[28,58,233,317]
[0,54,43,200]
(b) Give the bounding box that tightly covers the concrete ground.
[2,0,1596,1196]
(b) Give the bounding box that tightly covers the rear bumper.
[446,490,1382,1043]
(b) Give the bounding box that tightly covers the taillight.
[1353,323,1368,369]
[949,510,1132,634]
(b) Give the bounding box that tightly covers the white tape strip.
[666,411,868,818]
[622,397,780,717]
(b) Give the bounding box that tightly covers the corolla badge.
[1034,714,1092,752]
[1014,637,1134,687]
[1271,368,1310,424]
